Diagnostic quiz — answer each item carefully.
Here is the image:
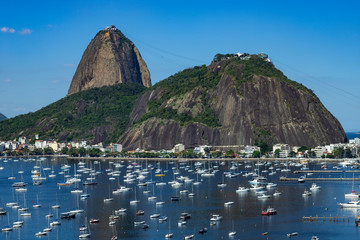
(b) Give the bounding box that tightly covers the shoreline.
[1,155,357,163]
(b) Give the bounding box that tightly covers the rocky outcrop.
[68,26,151,95]
[0,113,7,122]
[119,56,346,150]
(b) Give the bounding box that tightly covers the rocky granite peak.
[119,54,347,150]
[68,26,151,95]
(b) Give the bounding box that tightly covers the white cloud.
[1,27,15,33]
[4,78,12,83]
[19,28,32,35]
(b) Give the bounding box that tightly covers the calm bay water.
[1,157,360,240]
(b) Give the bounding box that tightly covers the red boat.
[89,218,100,223]
[261,207,277,216]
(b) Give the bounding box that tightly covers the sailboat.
[104,185,114,202]
[148,184,157,200]
[33,194,41,208]
[43,216,52,232]
[1,213,12,232]
[70,194,84,213]
[229,220,236,236]
[188,183,195,197]
[193,171,201,185]
[51,193,61,209]
[165,220,173,238]
[345,174,359,198]
[217,172,227,187]
[79,216,91,238]
[130,186,140,204]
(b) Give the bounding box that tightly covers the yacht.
[339,201,360,208]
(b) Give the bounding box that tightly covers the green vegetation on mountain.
[0,83,145,143]
[138,65,222,127]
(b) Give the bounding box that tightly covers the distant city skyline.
[1,1,359,131]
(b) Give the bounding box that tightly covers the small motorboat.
[180,213,191,220]
[236,186,250,193]
[35,231,47,237]
[165,233,173,238]
[273,190,282,197]
[298,177,305,183]
[79,233,91,238]
[50,220,61,226]
[136,210,145,215]
[1,226,12,232]
[184,234,194,239]
[287,232,298,237]
[229,231,237,236]
[310,183,321,191]
[150,213,160,218]
[302,190,312,197]
[115,208,127,215]
[199,227,208,234]
[210,214,222,221]
[104,198,113,202]
[262,207,277,216]
[311,236,319,240]
[89,218,100,224]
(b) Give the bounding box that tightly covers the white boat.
[50,220,61,226]
[339,201,360,208]
[79,233,91,238]
[224,201,234,206]
[302,190,312,197]
[115,208,127,215]
[345,191,359,198]
[184,234,194,239]
[35,231,47,237]
[236,186,250,193]
[165,233,173,238]
[150,213,160,218]
[20,212,31,217]
[1,226,12,232]
[310,183,321,191]
[229,231,237,236]
[257,194,271,199]
[210,214,222,221]
[266,183,277,188]
[273,190,282,197]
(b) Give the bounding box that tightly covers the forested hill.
[0,83,145,144]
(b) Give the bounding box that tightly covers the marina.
[1,157,360,239]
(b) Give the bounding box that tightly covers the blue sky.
[1,1,359,131]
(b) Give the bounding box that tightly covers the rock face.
[68,26,151,95]
[119,55,346,150]
[0,113,7,122]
